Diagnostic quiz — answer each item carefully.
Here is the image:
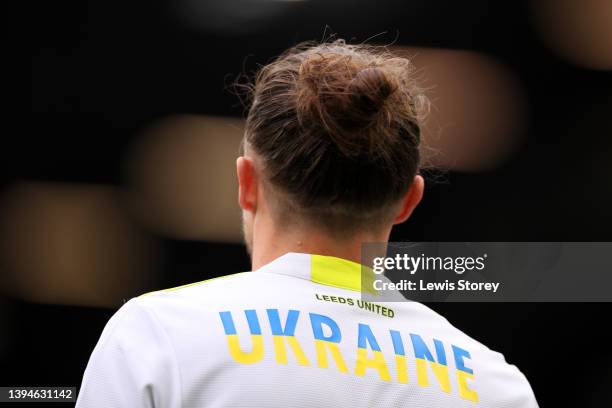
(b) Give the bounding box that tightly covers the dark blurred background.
[4,0,612,406]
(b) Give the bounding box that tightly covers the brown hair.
[242,39,427,233]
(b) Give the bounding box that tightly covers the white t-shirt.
[76,252,538,408]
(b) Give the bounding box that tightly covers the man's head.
[236,39,426,258]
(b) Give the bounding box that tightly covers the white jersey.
[76,252,538,408]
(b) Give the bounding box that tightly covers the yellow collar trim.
[310,254,377,294]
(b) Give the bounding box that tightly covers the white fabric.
[76,252,538,408]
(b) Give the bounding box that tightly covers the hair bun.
[296,53,401,156]
[346,67,396,123]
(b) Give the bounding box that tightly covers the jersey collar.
[257,252,375,293]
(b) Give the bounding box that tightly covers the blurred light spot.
[0,298,8,353]
[393,47,527,171]
[0,183,157,307]
[532,0,612,70]
[173,0,300,35]
[125,115,244,242]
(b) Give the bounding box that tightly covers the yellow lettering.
[355,348,391,381]
[314,340,348,373]
[273,335,310,366]
[226,334,264,364]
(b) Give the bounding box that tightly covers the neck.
[250,222,391,271]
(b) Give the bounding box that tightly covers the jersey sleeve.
[483,352,540,408]
[75,298,182,408]
[515,367,540,408]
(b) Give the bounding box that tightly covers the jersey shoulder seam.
[139,271,251,297]
[132,297,184,407]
